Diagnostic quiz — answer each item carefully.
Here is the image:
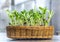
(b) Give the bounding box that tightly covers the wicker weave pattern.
[6,26,54,38]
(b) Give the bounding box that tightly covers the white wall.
[0,10,9,32]
[51,0,60,34]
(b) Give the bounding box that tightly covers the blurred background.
[0,0,60,35]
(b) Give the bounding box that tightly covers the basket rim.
[6,26,54,30]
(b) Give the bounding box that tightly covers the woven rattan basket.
[6,26,54,39]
